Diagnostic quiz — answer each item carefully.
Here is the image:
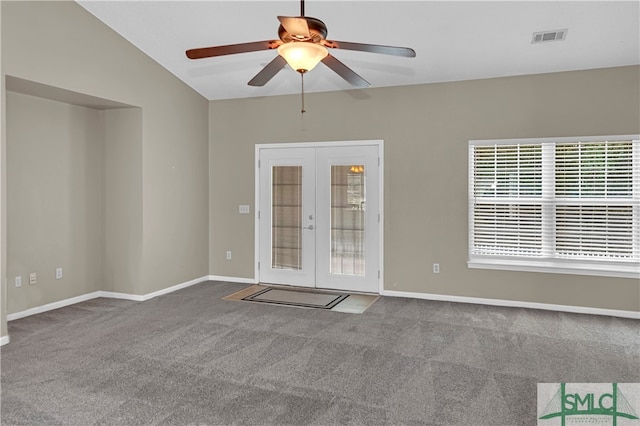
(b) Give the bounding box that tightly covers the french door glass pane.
[272,166,302,270]
[331,165,365,276]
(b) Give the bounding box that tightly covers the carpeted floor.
[1,280,638,425]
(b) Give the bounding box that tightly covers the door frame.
[254,140,384,294]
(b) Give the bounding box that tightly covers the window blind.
[469,136,639,277]
[554,141,636,260]
[470,143,544,257]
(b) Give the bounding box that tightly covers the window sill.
[468,257,640,279]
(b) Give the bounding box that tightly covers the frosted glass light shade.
[277,42,328,73]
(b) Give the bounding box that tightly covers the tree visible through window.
[468,136,639,277]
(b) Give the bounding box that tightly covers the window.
[468,135,639,278]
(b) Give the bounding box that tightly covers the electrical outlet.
[29,272,37,285]
[433,263,440,274]
[226,251,232,260]
[15,276,22,288]
[56,267,63,279]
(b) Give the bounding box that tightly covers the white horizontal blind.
[554,140,636,260]
[471,144,543,256]
[555,141,633,198]
[472,204,542,256]
[469,136,640,274]
[555,205,634,259]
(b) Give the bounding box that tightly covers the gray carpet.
[1,280,638,425]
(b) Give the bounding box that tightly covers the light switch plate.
[239,205,250,214]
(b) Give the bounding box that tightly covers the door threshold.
[259,282,379,296]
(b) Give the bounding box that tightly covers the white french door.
[258,143,381,293]
[258,148,317,287]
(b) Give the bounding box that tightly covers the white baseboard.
[0,335,10,346]
[98,291,146,302]
[381,290,640,319]
[134,275,212,301]
[7,276,636,325]
[7,291,103,321]
[207,275,258,285]
[7,275,211,322]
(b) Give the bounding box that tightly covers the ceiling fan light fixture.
[277,42,328,73]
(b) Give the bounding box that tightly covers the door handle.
[304,225,314,230]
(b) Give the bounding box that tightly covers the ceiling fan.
[185,0,416,92]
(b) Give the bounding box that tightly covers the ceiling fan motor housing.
[278,17,328,43]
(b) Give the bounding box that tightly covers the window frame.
[468,135,640,279]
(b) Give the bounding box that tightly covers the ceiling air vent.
[532,29,568,44]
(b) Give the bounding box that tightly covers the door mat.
[223,285,379,314]
[243,287,348,309]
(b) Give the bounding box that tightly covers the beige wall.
[101,108,143,295]
[209,65,640,312]
[1,0,209,322]
[7,92,104,313]
[1,1,7,339]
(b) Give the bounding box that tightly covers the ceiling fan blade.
[321,54,370,88]
[248,55,288,86]
[186,40,279,59]
[324,40,416,58]
[277,16,310,38]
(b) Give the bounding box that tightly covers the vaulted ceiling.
[77,1,640,100]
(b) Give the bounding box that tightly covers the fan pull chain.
[301,73,306,114]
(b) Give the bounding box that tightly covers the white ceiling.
[76,1,640,101]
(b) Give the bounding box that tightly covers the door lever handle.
[304,225,314,230]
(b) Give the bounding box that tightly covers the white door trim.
[255,140,384,294]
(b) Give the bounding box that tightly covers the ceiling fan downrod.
[301,73,306,114]
[300,0,305,17]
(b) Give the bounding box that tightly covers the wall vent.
[532,29,568,44]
